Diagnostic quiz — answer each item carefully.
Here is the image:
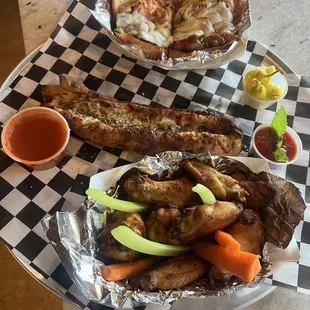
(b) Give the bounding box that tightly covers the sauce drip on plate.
[254,126,297,162]
[8,114,67,161]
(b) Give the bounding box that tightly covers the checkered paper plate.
[0,0,310,308]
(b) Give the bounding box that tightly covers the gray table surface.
[17,0,310,309]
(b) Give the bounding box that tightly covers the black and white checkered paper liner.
[0,0,310,308]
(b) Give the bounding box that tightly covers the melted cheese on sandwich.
[116,9,172,47]
[196,1,233,22]
[173,1,235,41]
[173,16,213,41]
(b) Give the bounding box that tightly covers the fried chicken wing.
[136,253,209,291]
[178,201,243,244]
[209,209,264,283]
[185,157,306,249]
[184,159,248,202]
[99,211,145,262]
[146,201,243,245]
[146,205,181,245]
[123,173,200,208]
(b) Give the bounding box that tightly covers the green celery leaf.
[276,139,283,149]
[270,105,287,139]
[274,148,289,162]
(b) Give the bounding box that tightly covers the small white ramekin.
[251,123,303,169]
[242,67,288,110]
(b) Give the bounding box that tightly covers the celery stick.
[111,225,190,256]
[86,188,149,213]
[192,183,216,205]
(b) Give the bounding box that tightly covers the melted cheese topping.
[115,0,235,46]
[173,16,213,41]
[116,9,172,47]
[173,1,235,41]
[196,2,233,23]
[213,20,235,33]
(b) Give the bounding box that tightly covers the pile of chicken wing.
[98,156,305,291]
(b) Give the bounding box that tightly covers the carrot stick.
[214,230,241,253]
[102,257,158,282]
[192,232,261,283]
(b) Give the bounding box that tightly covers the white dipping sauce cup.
[250,124,303,170]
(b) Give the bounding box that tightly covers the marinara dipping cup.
[251,123,302,169]
[1,107,70,171]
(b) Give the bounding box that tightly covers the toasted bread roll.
[42,75,243,156]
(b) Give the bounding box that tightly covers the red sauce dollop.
[8,114,67,161]
[254,126,297,162]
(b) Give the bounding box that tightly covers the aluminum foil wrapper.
[90,0,251,69]
[42,152,273,309]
